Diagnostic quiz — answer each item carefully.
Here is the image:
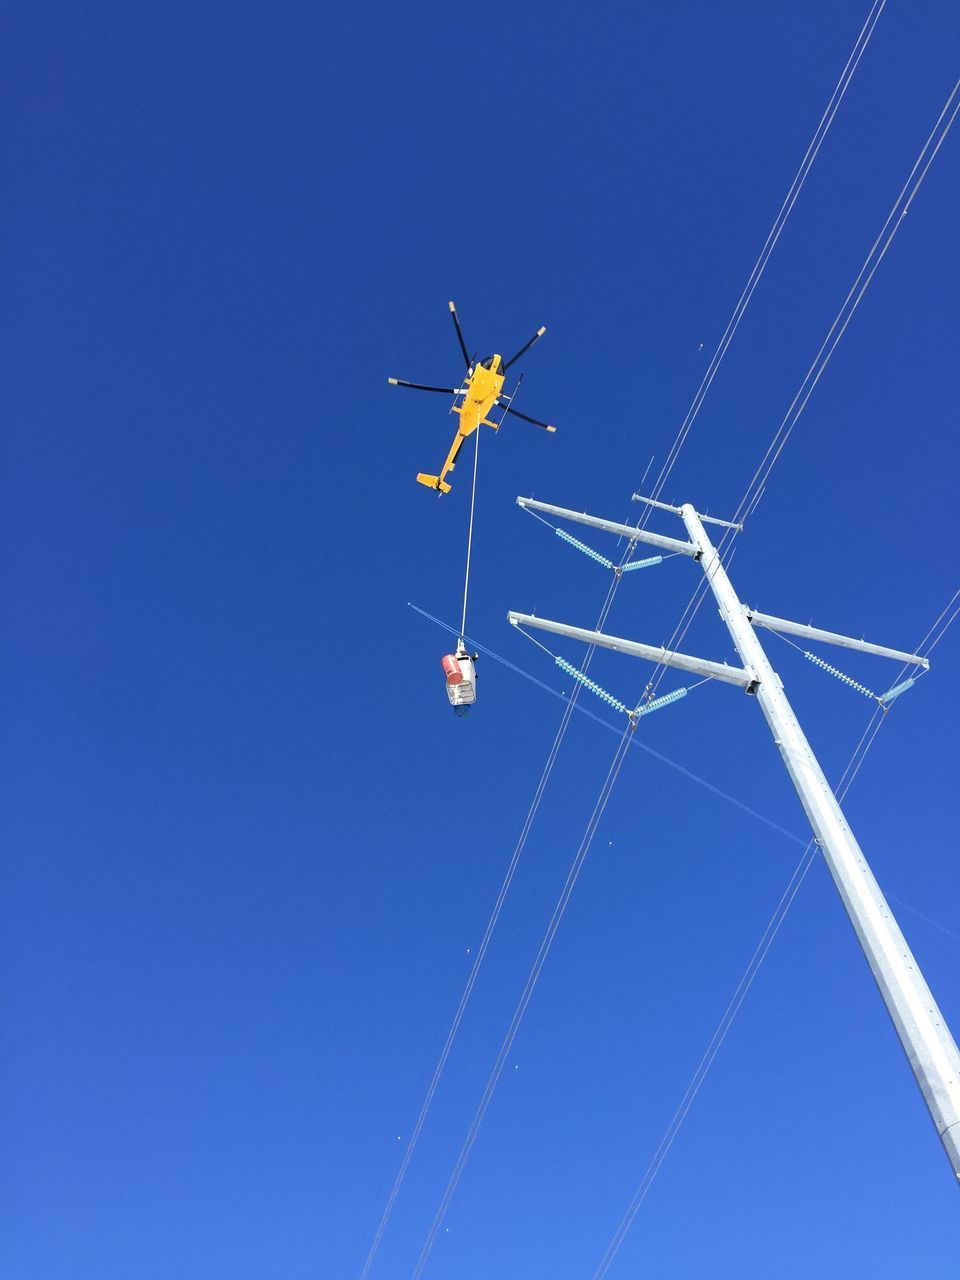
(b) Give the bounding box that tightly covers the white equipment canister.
[445,652,477,715]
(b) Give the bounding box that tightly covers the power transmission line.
[642,77,960,700]
[641,0,886,522]
[358,573,628,1279]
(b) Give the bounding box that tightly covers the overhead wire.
[738,77,960,525]
[640,0,886,522]
[642,76,960,701]
[870,585,960,712]
[918,587,960,659]
[592,712,880,1278]
[914,586,960,654]
[411,726,635,1279]
[592,839,820,1278]
[359,571,629,1279]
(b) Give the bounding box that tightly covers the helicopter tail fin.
[417,472,452,495]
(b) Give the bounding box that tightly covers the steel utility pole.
[509,495,960,1181]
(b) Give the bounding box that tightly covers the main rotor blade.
[501,403,556,432]
[502,325,547,371]
[389,378,462,394]
[448,300,471,369]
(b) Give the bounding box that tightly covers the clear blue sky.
[4,3,959,1277]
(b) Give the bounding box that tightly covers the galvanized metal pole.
[680,503,960,1180]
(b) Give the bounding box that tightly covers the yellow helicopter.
[389,301,555,494]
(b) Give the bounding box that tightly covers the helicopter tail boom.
[416,472,452,494]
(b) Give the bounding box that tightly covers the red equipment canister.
[441,653,463,684]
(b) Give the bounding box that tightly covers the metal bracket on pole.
[507,611,758,691]
[631,492,743,532]
[744,607,930,669]
[516,497,700,559]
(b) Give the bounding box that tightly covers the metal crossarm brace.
[507,612,757,690]
[516,497,699,558]
[745,607,929,668]
[631,492,743,531]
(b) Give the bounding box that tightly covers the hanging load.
[441,643,478,717]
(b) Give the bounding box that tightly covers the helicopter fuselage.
[416,357,504,493]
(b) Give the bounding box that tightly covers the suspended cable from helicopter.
[389,300,556,714]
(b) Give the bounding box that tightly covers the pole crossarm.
[507,611,758,690]
[516,497,699,559]
[745,608,930,668]
[631,492,743,531]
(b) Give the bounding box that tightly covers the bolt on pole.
[679,503,960,1180]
